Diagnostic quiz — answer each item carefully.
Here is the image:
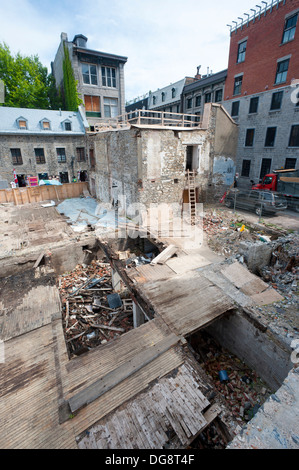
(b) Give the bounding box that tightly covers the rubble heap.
[193,333,271,427]
[58,260,133,358]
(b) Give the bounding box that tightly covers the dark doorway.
[38,173,48,181]
[79,171,88,182]
[59,172,69,184]
[17,174,26,187]
[186,146,193,171]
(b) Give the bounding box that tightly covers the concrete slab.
[250,288,284,306]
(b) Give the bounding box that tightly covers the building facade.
[0,106,91,187]
[88,103,238,214]
[182,69,227,122]
[223,0,299,186]
[52,33,128,128]
[147,77,196,115]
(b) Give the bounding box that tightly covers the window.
[285,157,297,169]
[289,125,299,146]
[275,59,289,85]
[265,127,277,147]
[187,98,192,109]
[233,75,243,95]
[101,67,116,88]
[153,96,157,105]
[84,95,100,116]
[205,93,211,103]
[104,97,118,118]
[76,147,86,162]
[237,40,247,63]
[57,148,66,163]
[195,95,201,107]
[162,92,166,102]
[215,89,223,102]
[249,97,259,114]
[18,120,27,129]
[282,14,298,44]
[11,148,23,165]
[64,121,72,131]
[34,148,46,164]
[260,158,272,179]
[195,112,201,122]
[241,159,251,177]
[82,64,98,85]
[41,120,50,130]
[270,91,283,110]
[231,101,240,117]
[245,128,255,147]
[172,88,176,98]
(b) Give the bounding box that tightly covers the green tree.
[0,42,51,109]
[62,44,82,111]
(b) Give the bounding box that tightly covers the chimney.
[195,65,202,80]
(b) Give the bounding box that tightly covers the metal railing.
[92,109,202,132]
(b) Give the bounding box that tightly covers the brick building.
[0,106,91,187]
[222,0,299,185]
[52,33,127,128]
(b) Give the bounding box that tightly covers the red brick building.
[223,0,299,184]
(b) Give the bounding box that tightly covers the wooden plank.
[150,245,178,265]
[68,333,179,413]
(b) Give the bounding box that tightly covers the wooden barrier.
[0,182,89,205]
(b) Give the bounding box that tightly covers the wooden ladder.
[187,170,196,225]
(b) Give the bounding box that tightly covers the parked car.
[225,189,287,215]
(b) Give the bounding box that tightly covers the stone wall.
[0,134,90,184]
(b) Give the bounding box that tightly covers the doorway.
[59,172,69,184]
[17,174,26,187]
[185,145,199,172]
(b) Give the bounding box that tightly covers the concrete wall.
[205,310,293,391]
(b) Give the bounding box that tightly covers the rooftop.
[0,106,88,135]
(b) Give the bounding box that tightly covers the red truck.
[252,169,299,212]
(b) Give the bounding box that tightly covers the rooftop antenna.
[244,12,250,26]
[261,1,267,15]
[250,8,256,23]
[256,4,262,20]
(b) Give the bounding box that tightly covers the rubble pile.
[58,260,133,358]
[203,211,258,257]
[193,333,271,426]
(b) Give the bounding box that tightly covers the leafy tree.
[0,42,51,109]
[62,44,82,111]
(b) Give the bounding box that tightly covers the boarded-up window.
[42,121,50,130]
[18,120,27,129]
[84,95,100,112]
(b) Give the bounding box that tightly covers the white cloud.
[0,0,259,101]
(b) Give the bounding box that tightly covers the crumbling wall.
[205,310,293,390]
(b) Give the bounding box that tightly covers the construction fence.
[0,182,89,206]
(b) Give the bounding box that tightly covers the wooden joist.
[68,333,180,413]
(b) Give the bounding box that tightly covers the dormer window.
[172,88,176,99]
[41,119,51,130]
[162,92,166,102]
[64,121,72,131]
[17,117,28,129]
[153,96,157,105]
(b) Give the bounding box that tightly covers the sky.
[0,0,259,102]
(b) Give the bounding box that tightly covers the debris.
[150,245,178,265]
[57,260,133,358]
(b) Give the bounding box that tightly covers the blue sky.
[0,0,259,101]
